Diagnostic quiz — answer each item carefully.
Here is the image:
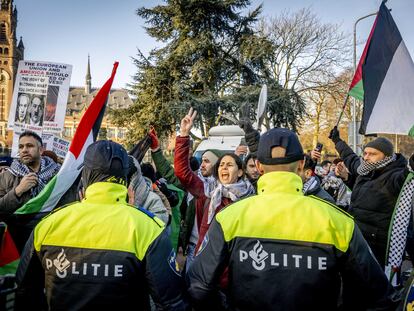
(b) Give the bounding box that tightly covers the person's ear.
[237,168,243,178]
[255,160,264,175]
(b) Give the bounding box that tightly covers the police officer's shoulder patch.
[137,206,156,218]
[134,206,164,227]
[167,249,181,276]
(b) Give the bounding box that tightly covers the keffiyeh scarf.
[385,168,414,286]
[207,179,255,224]
[8,156,60,196]
[357,154,396,176]
[197,170,218,196]
[302,176,319,195]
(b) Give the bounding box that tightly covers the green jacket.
[152,150,196,252]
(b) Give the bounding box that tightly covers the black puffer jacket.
[335,140,408,266]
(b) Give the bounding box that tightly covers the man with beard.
[244,154,259,192]
[0,131,60,252]
[329,126,413,268]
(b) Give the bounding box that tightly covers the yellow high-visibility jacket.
[189,171,396,311]
[17,182,188,311]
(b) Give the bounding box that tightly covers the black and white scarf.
[385,168,414,286]
[8,156,61,197]
[302,176,319,195]
[356,154,396,176]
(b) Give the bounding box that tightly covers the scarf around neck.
[207,178,255,224]
[356,154,396,176]
[302,176,320,195]
[197,169,218,196]
[8,156,60,197]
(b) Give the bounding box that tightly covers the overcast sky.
[13,0,414,89]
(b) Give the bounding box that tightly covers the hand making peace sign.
[180,107,197,137]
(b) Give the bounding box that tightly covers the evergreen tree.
[112,0,261,142]
[111,1,308,143]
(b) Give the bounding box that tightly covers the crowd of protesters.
[0,107,414,310]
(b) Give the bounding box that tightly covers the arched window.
[0,47,3,54]
[0,23,6,43]
[0,88,5,121]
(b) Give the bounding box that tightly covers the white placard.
[8,60,72,134]
[51,136,70,159]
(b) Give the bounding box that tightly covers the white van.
[193,125,245,162]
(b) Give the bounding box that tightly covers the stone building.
[0,0,24,149]
[0,0,131,151]
[63,55,132,143]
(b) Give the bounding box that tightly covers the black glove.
[409,154,414,171]
[329,126,341,144]
[238,118,255,135]
[156,179,179,207]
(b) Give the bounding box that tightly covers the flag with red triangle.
[14,62,119,215]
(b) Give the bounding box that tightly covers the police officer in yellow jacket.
[16,140,188,311]
[188,128,397,311]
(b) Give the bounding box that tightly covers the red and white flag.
[14,62,119,214]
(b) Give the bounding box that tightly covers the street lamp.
[352,11,377,152]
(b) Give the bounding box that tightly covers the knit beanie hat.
[202,149,225,166]
[364,137,394,157]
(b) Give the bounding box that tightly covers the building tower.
[85,54,91,94]
[0,0,24,149]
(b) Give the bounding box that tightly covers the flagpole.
[335,94,349,128]
[353,11,378,152]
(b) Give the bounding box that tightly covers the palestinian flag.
[14,62,119,214]
[349,3,414,136]
[0,226,19,274]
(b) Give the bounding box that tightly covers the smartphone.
[315,142,323,152]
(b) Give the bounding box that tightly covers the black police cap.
[257,128,304,165]
[84,140,129,177]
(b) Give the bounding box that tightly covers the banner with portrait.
[7,60,72,134]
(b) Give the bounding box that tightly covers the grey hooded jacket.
[129,162,169,223]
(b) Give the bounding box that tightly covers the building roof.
[66,87,133,116]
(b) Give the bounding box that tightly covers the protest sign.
[8,60,72,134]
[51,136,70,159]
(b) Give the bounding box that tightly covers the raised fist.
[149,126,160,151]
